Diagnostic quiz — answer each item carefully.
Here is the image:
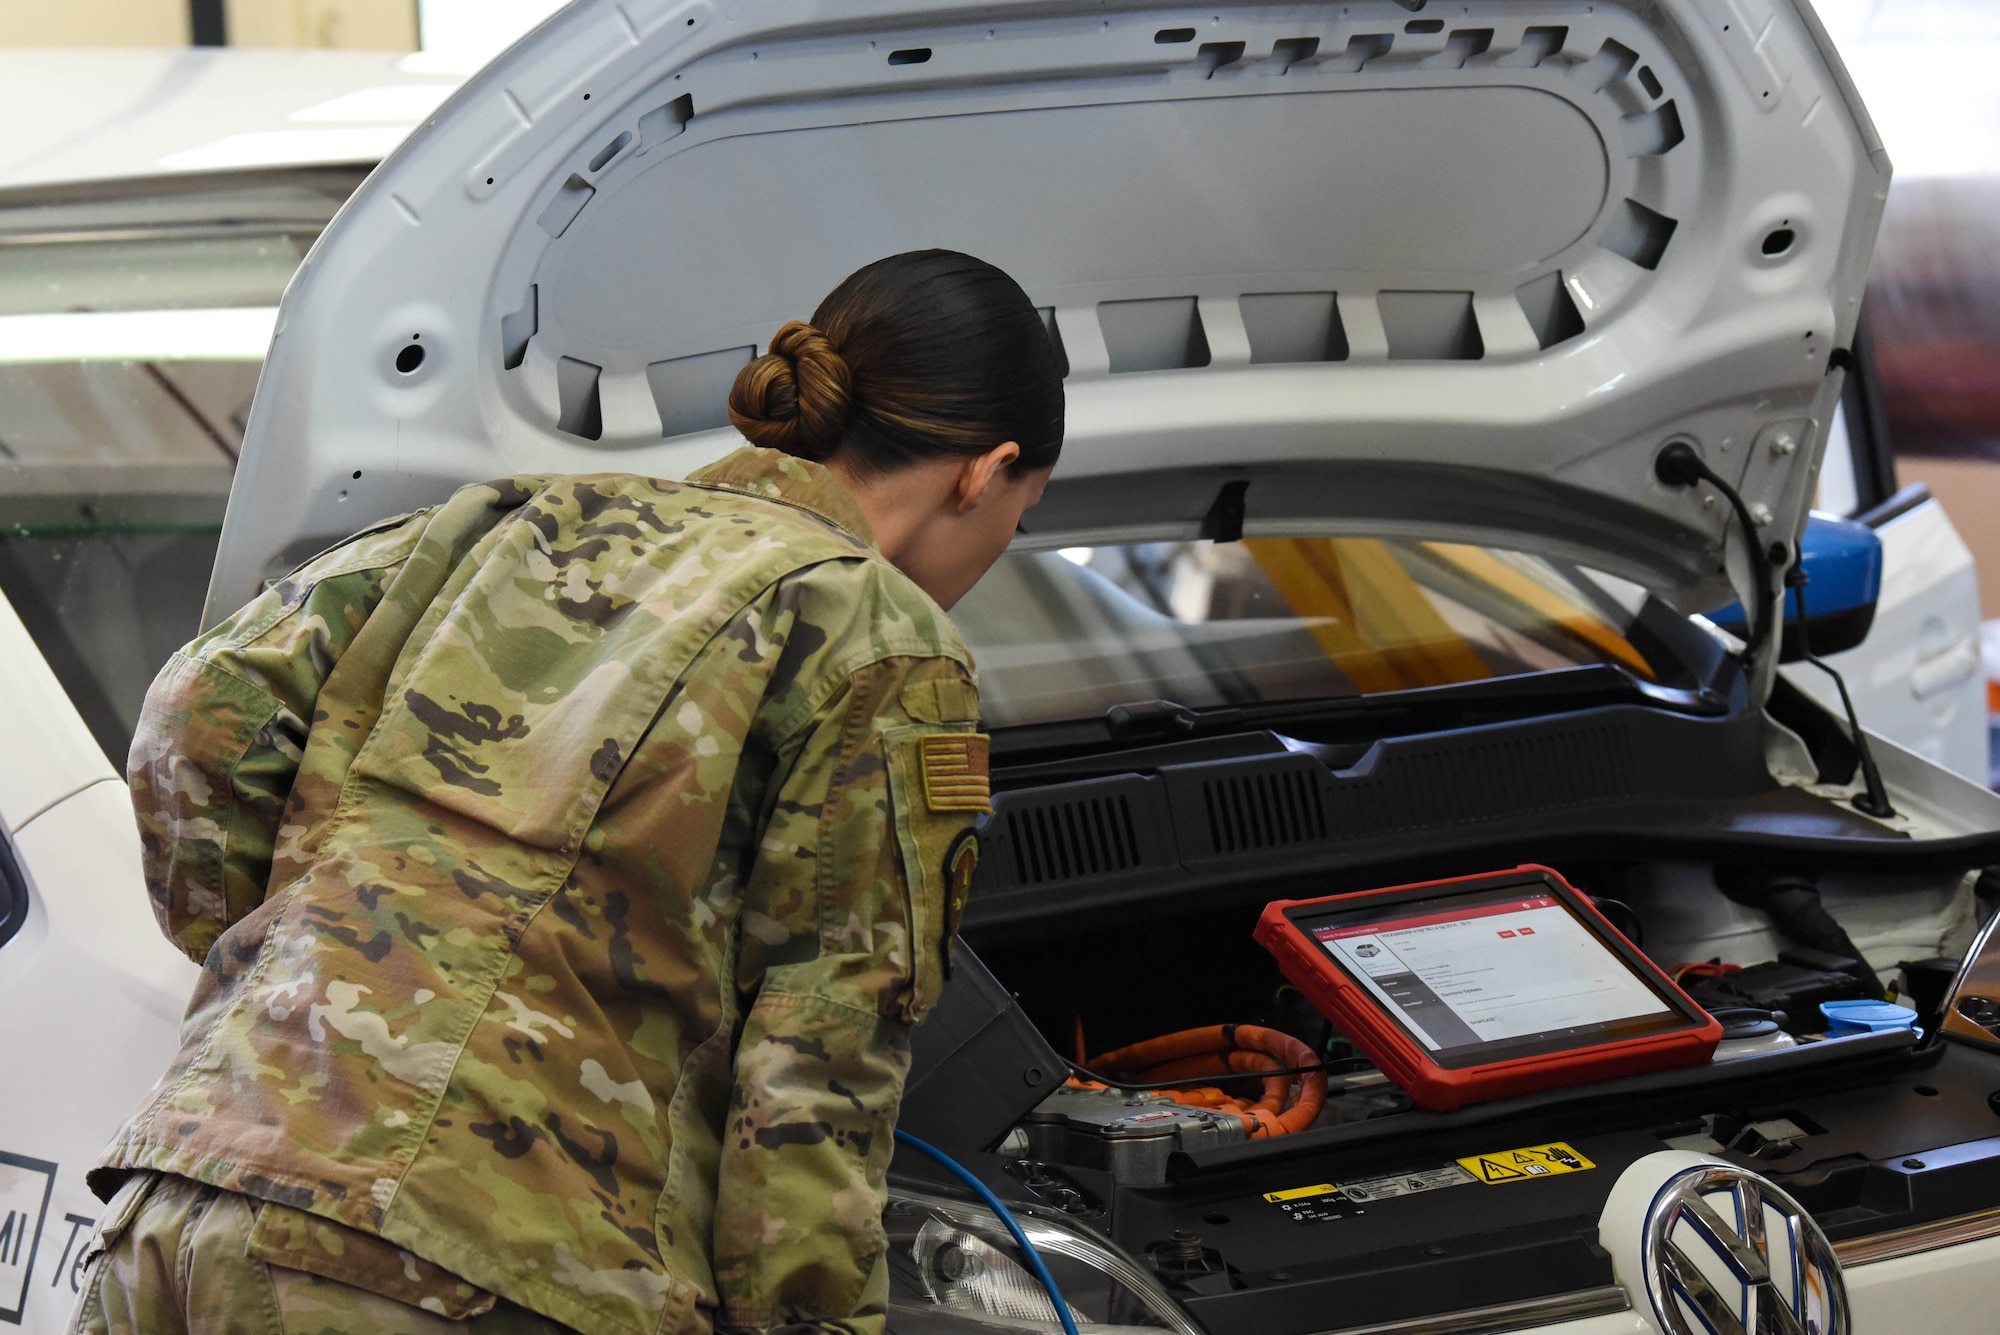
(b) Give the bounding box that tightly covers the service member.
[75,249,1064,1335]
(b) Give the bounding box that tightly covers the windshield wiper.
[989,665,1735,766]
[1100,664,1719,744]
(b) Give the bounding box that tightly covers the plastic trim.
[1835,1206,2000,1267]
[1852,483,1933,532]
[1306,1285,1629,1335]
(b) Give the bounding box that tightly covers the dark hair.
[727,250,1064,475]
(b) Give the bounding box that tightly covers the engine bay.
[891,702,2000,1333]
[965,853,1984,1178]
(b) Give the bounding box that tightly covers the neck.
[829,455,957,563]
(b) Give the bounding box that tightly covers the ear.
[954,441,1022,514]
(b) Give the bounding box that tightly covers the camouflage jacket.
[98,449,990,1335]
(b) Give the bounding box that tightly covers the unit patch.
[940,828,979,978]
[919,733,992,812]
[1456,1141,1595,1184]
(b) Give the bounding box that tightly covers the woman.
[77,250,1063,1335]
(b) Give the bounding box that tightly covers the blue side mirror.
[1708,512,1883,660]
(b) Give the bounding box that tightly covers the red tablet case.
[1255,865,1722,1111]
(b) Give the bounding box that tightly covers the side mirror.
[1709,511,1883,661]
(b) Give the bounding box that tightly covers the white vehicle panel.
[0,780,199,1334]
[0,584,114,833]
[208,0,1889,627]
[0,50,464,191]
[1784,498,1988,785]
[1842,1233,2000,1335]
[1444,1237,2000,1335]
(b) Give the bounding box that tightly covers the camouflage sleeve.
[714,653,987,1335]
[126,514,431,964]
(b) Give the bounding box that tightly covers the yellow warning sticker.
[1456,1142,1595,1185]
[1262,1183,1339,1203]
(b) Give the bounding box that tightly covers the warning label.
[1271,1194,1347,1223]
[1337,1163,1477,1202]
[1261,1183,1349,1224]
[1263,1184,1339,1203]
[1456,1141,1595,1184]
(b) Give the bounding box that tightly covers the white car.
[4,4,2000,1335]
[0,47,460,1329]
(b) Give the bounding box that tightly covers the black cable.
[1787,570,1895,818]
[1718,868,1887,999]
[1590,897,1646,949]
[1655,442,1893,817]
[1065,1058,1367,1092]
[1653,442,1777,669]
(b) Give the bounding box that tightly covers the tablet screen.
[1297,882,1689,1068]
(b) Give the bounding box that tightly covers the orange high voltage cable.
[1084,1024,1328,1138]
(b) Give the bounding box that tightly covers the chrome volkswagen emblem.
[1641,1164,1847,1335]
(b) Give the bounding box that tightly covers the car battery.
[1021,1084,1246,1186]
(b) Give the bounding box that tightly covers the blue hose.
[894,1128,1082,1335]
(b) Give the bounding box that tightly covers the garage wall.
[0,0,418,49]
[1897,458,2000,620]
[0,0,190,45]
[225,0,417,50]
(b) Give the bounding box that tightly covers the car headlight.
[885,1187,1202,1335]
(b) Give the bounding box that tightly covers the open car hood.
[210,0,1888,622]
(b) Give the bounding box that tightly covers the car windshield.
[952,537,1674,729]
[0,176,352,762]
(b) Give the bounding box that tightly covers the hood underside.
[211,0,1888,622]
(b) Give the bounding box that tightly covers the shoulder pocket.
[268,507,428,589]
[882,726,989,1023]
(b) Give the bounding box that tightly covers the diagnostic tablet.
[1255,866,1721,1110]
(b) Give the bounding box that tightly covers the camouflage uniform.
[71,1173,561,1334]
[87,449,989,1335]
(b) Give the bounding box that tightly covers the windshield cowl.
[1100,666,1732,741]
[990,662,1745,774]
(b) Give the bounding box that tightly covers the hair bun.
[727,321,853,461]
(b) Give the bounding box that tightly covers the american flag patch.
[920,734,992,812]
